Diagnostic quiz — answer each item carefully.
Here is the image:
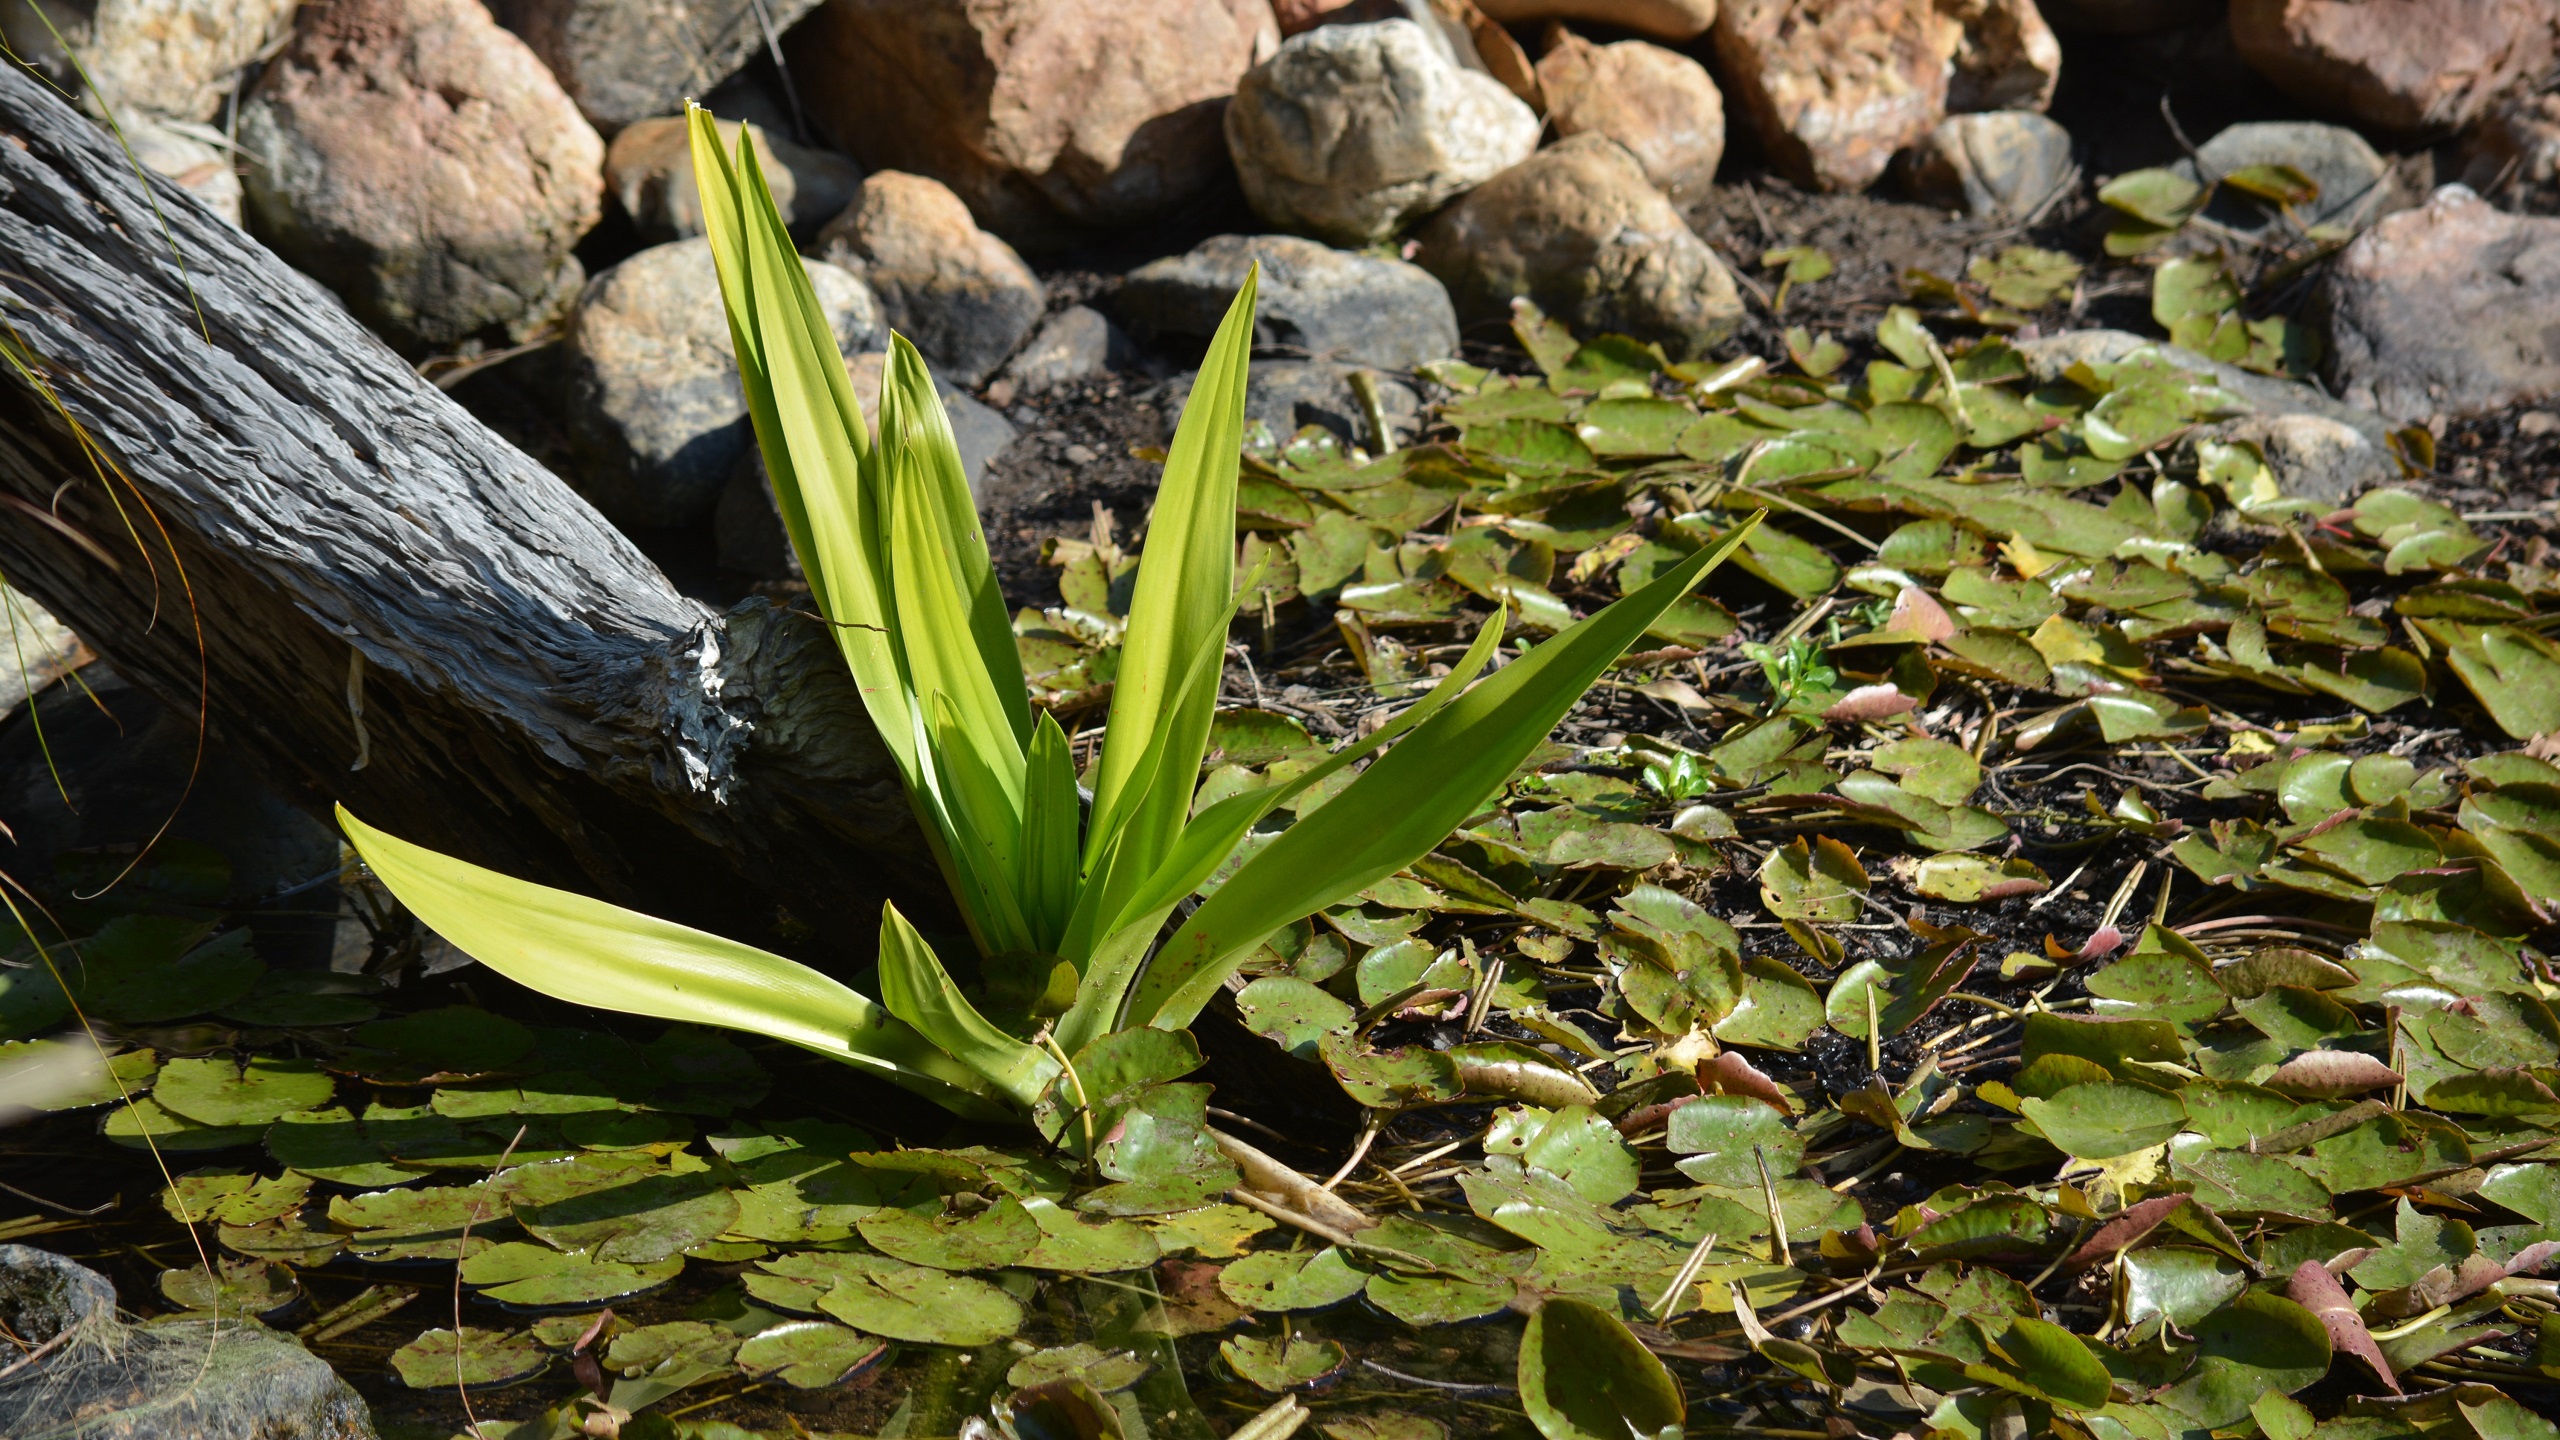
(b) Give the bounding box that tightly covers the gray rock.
[607,115,861,243]
[2171,120,2388,238]
[0,583,91,720]
[996,306,1142,396]
[239,0,605,353]
[490,0,822,133]
[814,172,1046,389]
[1120,233,1458,371]
[1247,360,1421,447]
[2316,184,2560,423]
[1414,134,1744,361]
[0,1245,373,1439]
[717,353,1015,579]
[2202,413,2398,504]
[2013,328,2392,445]
[1899,111,2074,220]
[126,121,243,228]
[0,0,296,123]
[566,238,882,529]
[1226,19,1541,245]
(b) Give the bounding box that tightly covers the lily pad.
[158,1256,298,1319]
[1218,1246,1369,1313]
[758,1251,1025,1345]
[516,1167,741,1264]
[1518,1297,1684,1440]
[458,1241,684,1305]
[1008,1342,1153,1394]
[390,1327,550,1389]
[152,1055,334,1128]
[1221,1332,1350,1391]
[1759,838,1868,924]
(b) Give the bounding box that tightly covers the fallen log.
[0,63,944,960]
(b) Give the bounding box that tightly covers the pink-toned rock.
[788,0,1279,247]
[2317,184,2560,421]
[238,0,604,352]
[814,171,1047,388]
[1933,0,2062,112]
[607,116,862,243]
[2461,88,2560,208]
[1413,135,1744,359]
[1709,0,1947,192]
[1535,30,1726,200]
[1477,0,1718,42]
[2229,0,2555,135]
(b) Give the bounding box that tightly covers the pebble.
[1119,232,1458,371]
[2172,120,2390,238]
[996,306,1143,397]
[1709,0,1947,193]
[814,171,1047,388]
[491,0,823,133]
[2521,412,2560,438]
[16,0,297,123]
[1899,111,2074,219]
[606,115,860,243]
[1934,0,2062,114]
[1534,31,1727,201]
[2317,183,2560,423]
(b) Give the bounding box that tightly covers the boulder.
[1248,360,1422,445]
[2460,88,2560,209]
[0,584,90,719]
[1120,233,1458,370]
[813,172,1047,389]
[1933,0,2062,113]
[238,0,605,353]
[995,306,1143,398]
[1535,31,1726,201]
[1900,110,2073,218]
[0,1246,374,1439]
[129,120,243,227]
[2204,413,2398,504]
[2172,120,2389,239]
[1709,0,1946,193]
[1474,0,1718,42]
[490,0,823,134]
[2229,0,2553,136]
[566,238,883,529]
[717,354,1016,578]
[1227,19,1540,245]
[2316,184,2560,422]
[2015,328,2393,446]
[787,0,1278,247]
[607,115,861,244]
[1414,134,1744,360]
[0,0,296,123]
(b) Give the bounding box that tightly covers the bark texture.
[0,61,943,961]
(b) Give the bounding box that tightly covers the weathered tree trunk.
[0,64,946,960]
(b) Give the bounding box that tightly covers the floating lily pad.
[756,1251,1024,1345]
[103,1094,265,1151]
[458,1241,684,1306]
[153,1055,334,1128]
[1221,1332,1349,1392]
[1008,1342,1153,1394]
[389,1327,550,1389]
[736,1319,887,1388]
[1519,1297,1684,1440]
[158,1256,298,1320]
[517,1166,740,1264]
[1218,1247,1369,1313]
[73,919,264,1024]
[350,1005,533,1078]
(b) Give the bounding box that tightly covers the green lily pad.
[1486,1105,1639,1205]
[857,1195,1040,1271]
[389,1327,550,1389]
[103,1094,265,1151]
[804,1252,1025,1345]
[1222,1332,1349,1391]
[2021,1081,2188,1160]
[1018,1197,1160,1272]
[152,1055,334,1128]
[1898,853,2049,903]
[1321,1415,1448,1440]
[73,919,264,1024]
[1008,1342,1153,1394]
[517,1166,741,1264]
[1234,977,1354,1059]
[1218,1246,1368,1312]
[0,1040,156,1112]
[158,1256,298,1319]
[350,1005,534,1078]
[1759,838,1867,924]
[2151,1292,2332,1429]
[161,1167,311,1227]
[1665,1097,1801,1189]
[1518,1297,1684,1440]
[736,1320,887,1388]
[458,1242,684,1306]
[1365,1269,1517,1327]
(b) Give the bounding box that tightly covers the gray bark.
[0,62,944,959]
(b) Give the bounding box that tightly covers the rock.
[565,238,882,529]
[2013,328,2392,444]
[788,0,1277,246]
[1932,0,2062,113]
[2033,0,2218,31]
[606,115,861,243]
[2316,184,2560,422]
[2460,88,2560,209]
[0,1245,374,1438]
[1899,110,2074,218]
[490,0,823,134]
[2204,413,2398,504]
[2229,0,2553,136]
[1709,0,1946,193]
[0,0,296,122]
[995,306,1143,397]
[1246,361,1422,446]
[238,0,605,353]
[128,120,243,227]
[2171,120,2388,239]
[1474,0,1718,42]
[0,585,92,720]
[1534,31,1726,201]
[813,172,1047,389]
[1120,233,1459,370]
[1414,134,1744,360]
[1277,0,1483,68]
[717,354,1016,579]
[1227,19,1541,245]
